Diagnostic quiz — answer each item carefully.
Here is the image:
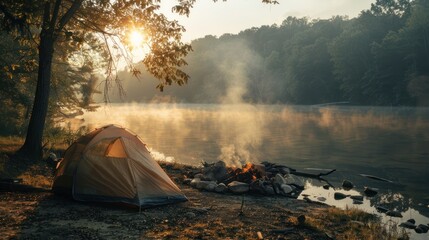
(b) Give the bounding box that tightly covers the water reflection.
[299,180,429,240]
[80,103,429,235]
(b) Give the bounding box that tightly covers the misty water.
[80,103,429,238]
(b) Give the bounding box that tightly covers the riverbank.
[0,143,408,240]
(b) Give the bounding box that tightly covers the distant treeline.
[108,0,429,106]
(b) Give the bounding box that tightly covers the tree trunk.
[17,30,55,160]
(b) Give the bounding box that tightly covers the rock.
[250,180,265,194]
[399,221,416,229]
[317,197,327,202]
[195,180,209,190]
[202,161,228,181]
[284,174,305,188]
[364,187,378,197]
[352,199,363,205]
[322,184,330,190]
[342,180,354,190]
[190,178,201,187]
[350,195,363,201]
[279,167,290,175]
[406,219,416,224]
[204,181,218,191]
[227,181,249,193]
[195,180,217,191]
[215,183,227,193]
[280,184,293,194]
[274,174,287,185]
[375,205,389,213]
[264,185,275,195]
[386,210,403,218]
[416,224,429,233]
[334,192,348,200]
[253,164,266,177]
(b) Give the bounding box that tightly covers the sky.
[160,0,376,42]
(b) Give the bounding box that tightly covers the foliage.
[106,0,428,107]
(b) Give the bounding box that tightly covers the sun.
[128,30,144,48]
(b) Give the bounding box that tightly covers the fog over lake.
[80,103,429,238]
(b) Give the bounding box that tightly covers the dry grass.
[0,139,55,189]
[304,207,410,240]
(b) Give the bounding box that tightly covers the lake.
[80,103,429,238]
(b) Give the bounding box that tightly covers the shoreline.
[0,147,409,239]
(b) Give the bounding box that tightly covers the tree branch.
[50,0,62,30]
[57,0,83,33]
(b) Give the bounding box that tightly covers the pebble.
[317,197,327,202]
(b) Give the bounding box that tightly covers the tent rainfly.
[52,125,187,207]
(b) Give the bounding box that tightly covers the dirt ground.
[0,149,406,240]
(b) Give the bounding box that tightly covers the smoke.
[205,39,266,166]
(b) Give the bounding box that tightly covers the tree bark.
[17,29,55,160]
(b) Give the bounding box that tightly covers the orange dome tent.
[53,125,187,207]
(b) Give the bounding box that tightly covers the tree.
[0,0,278,160]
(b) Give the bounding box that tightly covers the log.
[289,169,336,179]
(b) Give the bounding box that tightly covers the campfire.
[183,161,309,198]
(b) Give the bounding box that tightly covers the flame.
[242,163,254,173]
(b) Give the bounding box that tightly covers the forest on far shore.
[108,0,429,106]
[1,0,429,137]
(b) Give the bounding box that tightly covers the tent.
[52,125,187,207]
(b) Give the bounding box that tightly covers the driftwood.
[359,174,394,183]
[289,169,336,179]
[289,169,336,188]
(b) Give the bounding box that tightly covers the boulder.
[215,183,227,193]
[284,174,305,188]
[202,161,228,181]
[195,180,217,191]
[190,178,201,187]
[274,174,287,185]
[280,184,293,194]
[263,185,275,195]
[253,164,266,177]
[228,181,249,194]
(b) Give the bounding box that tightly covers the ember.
[224,163,265,185]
